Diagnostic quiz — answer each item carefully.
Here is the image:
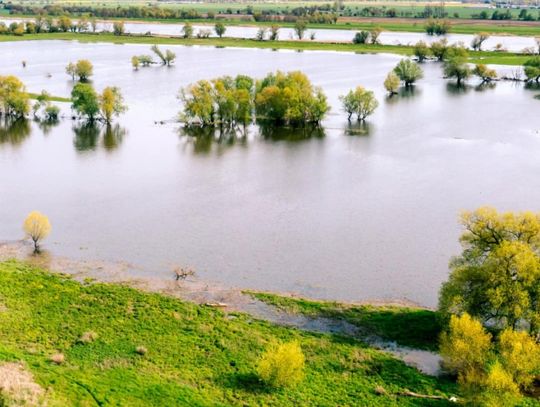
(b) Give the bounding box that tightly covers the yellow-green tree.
[0,75,30,118]
[439,207,540,338]
[257,341,305,388]
[440,313,492,378]
[23,211,51,253]
[99,87,127,123]
[498,329,540,391]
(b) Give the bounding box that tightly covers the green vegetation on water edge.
[249,292,442,351]
[0,260,458,405]
[27,92,71,102]
[0,32,533,66]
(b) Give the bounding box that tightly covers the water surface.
[0,40,539,307]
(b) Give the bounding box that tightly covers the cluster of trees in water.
[179,71,328,128]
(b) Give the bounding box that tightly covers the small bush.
[50,353,65,365]
[78,331,98,344]
[136,346,148,355]
[257,341,305,388]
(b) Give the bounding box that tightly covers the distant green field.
[0,32,534,66]
[3,0,539,20]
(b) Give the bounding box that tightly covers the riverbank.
[0,32,533,66]
[0,259,457,405]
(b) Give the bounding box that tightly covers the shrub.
[257,341,305,388]
[353,31,369,44]
[413,41,431,62]
[136,346,148,355]
[393,59,423,86]
[49,353,65,365]
[339,86,378,121]
[430,39,449,61]
[524,56,540,82]
[78,331,98,344]
[473,64,497,83]
[384,72,400,94]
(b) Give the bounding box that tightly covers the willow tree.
[339,86,378,121]
[99,87,127,123]
[439,207,540,339]
[0,75,30,118]
[255,71,329,125]
[393,59,423,87]
[23,211,51,253]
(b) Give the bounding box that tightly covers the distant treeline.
[2,4,338,24]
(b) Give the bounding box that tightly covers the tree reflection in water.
[179,125,248,155]
[344,120,372,136]
[35,117,60,136]
[258,123,325,142]
[0,117,31,146]
[73,121,126,152]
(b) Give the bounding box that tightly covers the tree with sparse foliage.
[369,27,382,44]
[269,25,280,41]
[131,56,140,70]
[257,341,305,388]
[181,23,193,39]
[443,47,472,85]
[214,22,226,38]
[294,19,307,40]
[393,59,423,87]
[413,41,431,62]
[151,45,176,66]
[339,86,378,121]
[384,72,400,95]
[431,39,449,61]
[473,64,497,83]
[23,211,51,253]
[113,21,125,36]
[66,60,93,82]
[471,32,490,51]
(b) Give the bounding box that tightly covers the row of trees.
[180,71,329,127]
[438,207,540,404]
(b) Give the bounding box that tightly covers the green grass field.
[0,260,458,405]
[0,32,534,66]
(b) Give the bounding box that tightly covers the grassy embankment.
[249,292,442,351]
[27,93,71,102]
[0,32,533,66]
[0,260,457,405]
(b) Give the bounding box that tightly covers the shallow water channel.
[0,40,539,308]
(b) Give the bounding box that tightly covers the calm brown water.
[0,40,539,307]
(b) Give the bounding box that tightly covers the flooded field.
[1,40,539,307]
[1,17,539,52]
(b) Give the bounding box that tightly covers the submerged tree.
[66,60,94,82]
[413,41,431,62]
[23,211,51,253]
[471,32,490,51]
[393,59,424,87]
[72,83,126,122]
[0,75,30,119]
[180,75,254,127]
[473,64,497,83]
[339,86,378,121]
[524,57,540,82]
[151,45,176,66]
[214,22,226,38]
[255,71,329,125]
[181,22,193,39]
[294,19,307,40]
[383,72,400,95]
[443,47,472,85]
[99,87,127,123]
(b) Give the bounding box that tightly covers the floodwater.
[1,17,539,52]
[0,40,539,308]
